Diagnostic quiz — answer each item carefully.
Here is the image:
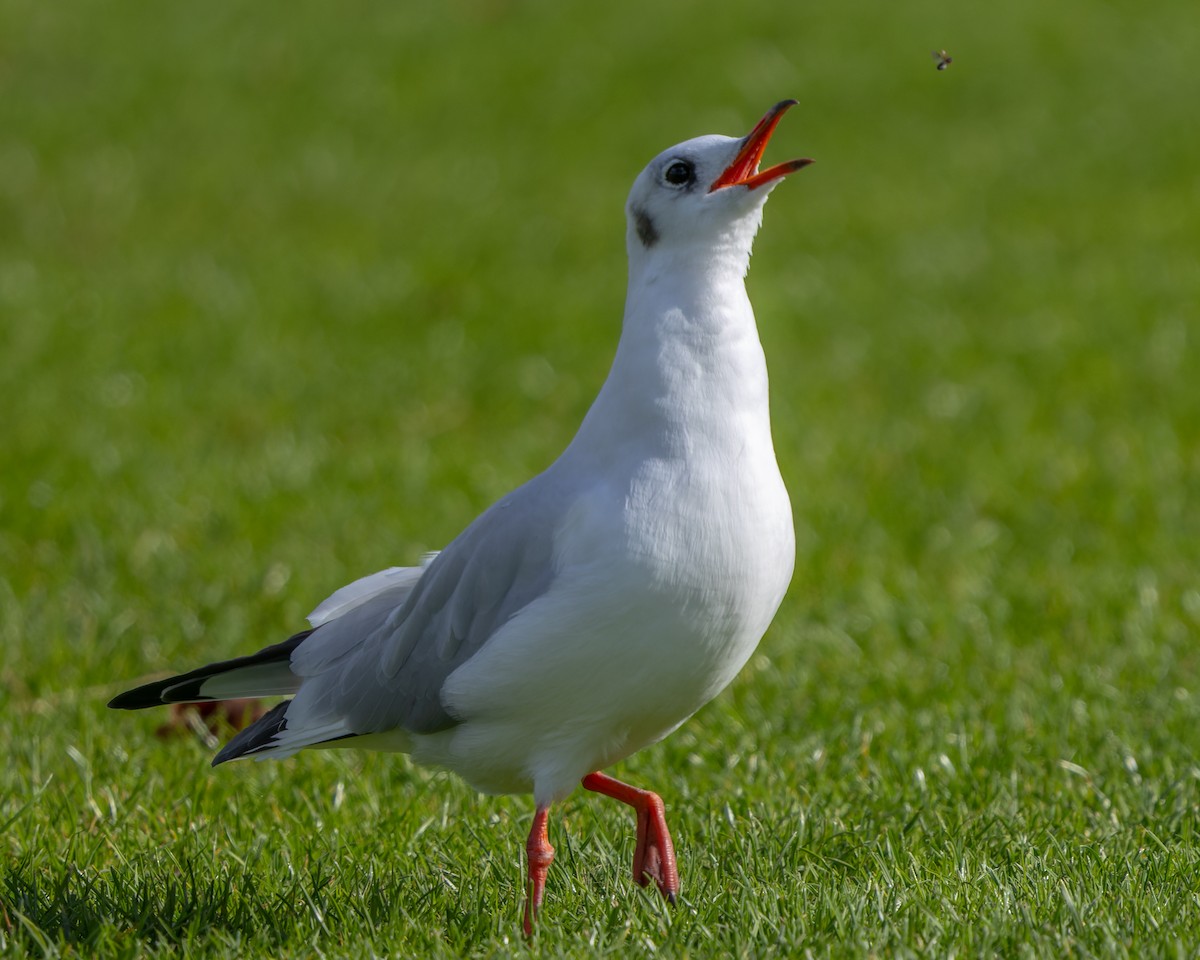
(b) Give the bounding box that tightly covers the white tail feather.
[306,554,438,628]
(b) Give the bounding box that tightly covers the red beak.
[709,99,814,193]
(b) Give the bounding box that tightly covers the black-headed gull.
[111,100,812,934]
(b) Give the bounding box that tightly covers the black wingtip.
[107,629,312,711]
[108,679,212,711]
[211,700,291,766]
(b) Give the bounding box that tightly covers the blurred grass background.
[2,0,1199,955]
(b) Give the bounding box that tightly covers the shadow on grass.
[0,854,306,952]
[0,851,502,954]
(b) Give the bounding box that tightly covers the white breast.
[426,288,794,805]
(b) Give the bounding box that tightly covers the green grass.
[3,0,1199,955]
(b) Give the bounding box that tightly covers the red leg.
[523,805,555,937]
[581,771,680,903]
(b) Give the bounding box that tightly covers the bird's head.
[624,100,813,271]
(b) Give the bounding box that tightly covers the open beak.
[709,99,814,193]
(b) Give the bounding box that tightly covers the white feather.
[306,553,438,628]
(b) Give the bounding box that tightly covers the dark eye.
[663,160,694,186]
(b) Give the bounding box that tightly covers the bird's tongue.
[709,99,814,192]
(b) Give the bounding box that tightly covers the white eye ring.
[662,159,695,187]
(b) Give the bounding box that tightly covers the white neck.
[625,203,763,289]
[561,223,774,469]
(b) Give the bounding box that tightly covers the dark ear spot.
[633,207,659,248]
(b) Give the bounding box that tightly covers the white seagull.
[111,99,812,934]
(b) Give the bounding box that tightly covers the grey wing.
[285,482,564,737]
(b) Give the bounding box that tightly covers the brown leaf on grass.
[155,699,269,747]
